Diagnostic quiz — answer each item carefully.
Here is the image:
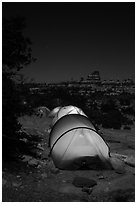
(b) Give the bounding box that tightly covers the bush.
[102,110,122,129]
[101,99,117,113]
[121,106,135,116]
[2,16,35,159]
[88,110,102,125]
[122,116,134,125]
[123,126,131,130]
[2,75,22,158]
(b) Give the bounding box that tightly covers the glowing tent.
[49,114,110,170]
[49,105,87,126]
[48,106,61,118]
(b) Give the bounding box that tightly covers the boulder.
[109,157,126,174]
[72,176,97,188]
[28,159,39,167]
[124,156,135,167]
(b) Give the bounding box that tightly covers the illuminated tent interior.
[49,114,111,170]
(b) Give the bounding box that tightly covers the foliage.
[3,16,35,74]
[101,98,117,113]
[118,92,134,106]
[102,110,123,129]
[121,106,135,116]
[123,125,131,130]
[87,108,102,125]
[3,16,35,159]
[122,116,134,126]
[30,87,87,111]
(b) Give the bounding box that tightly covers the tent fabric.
[49,105,87,126]
[49,114,110,170]
[48,106,62,118]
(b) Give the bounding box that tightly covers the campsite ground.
[2,114,135,202]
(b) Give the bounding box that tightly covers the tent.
[49,114,110,170]
[49,105,87,126]
[48,106,62,118]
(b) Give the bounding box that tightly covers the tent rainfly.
[49,114,111,170]
[49,105,87,126]
[48,106,62,118]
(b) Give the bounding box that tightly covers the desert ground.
[2,113,135,202]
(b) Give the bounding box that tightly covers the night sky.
[3,2,135,83]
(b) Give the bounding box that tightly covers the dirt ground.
[2,114,135,202]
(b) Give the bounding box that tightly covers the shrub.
[102,110,122,129]
[3,17,35,159]
[123,126,131,130]
[88,110,102,125]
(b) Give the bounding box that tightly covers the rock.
[98,175,105,179]
[37,144,44,151]
[41,173,48,179]
[37,164,41,169]
[16,175,21,178]
[48,160,60,174]
[20,138,28,143]
[124,156,135,167]
[82,187,93,195]
[20,186,24,189]
[41,154,49,161]
[50,167,60,174]
[115,168,126,174]
[37,131,44,136]
[21,155,32,162]
[110,153,127,160]
[12,182,22,188]
[72,177,97,188]
[46,128,51,133]
[28,159,39,166]
[109,157,125,174]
